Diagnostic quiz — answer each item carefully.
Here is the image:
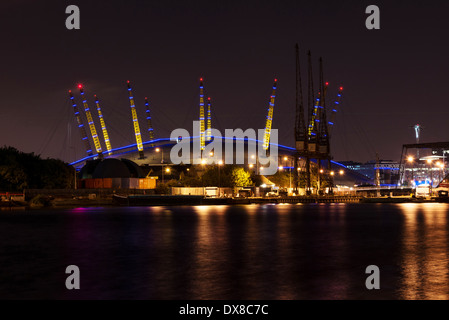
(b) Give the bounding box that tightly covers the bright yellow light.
[209,152,214,157]
[297,167,301,171]
[319,169,324,173]
[407,156,414,163]
[218,160,223,165]
[283,156,288,161]
[330,171,335,176]
[249,164,254,168]
[260,166,264,171]
[201,159,206,165]
[279,166,283,170]
[427,159,432,164]
[155,148,160,152]
[436,161,441,166]
[165,168,171,173]
[251,155,255,159]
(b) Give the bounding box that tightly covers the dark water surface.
[1,203,449,300]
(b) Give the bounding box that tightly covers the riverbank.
[2,194,449,209]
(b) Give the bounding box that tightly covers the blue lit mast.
[327,86,343,139]
[69,89,93,156]
[145,97,155,145]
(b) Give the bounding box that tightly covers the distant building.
[339,160,400,186]
[79,158,157,189]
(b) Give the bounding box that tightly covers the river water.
[1,203,449,300]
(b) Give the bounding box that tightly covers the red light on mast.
[200,77,203,81]
[207,97,211,101]
[325,82,329,86]
[78,84,83,89]
[340,86,343,90]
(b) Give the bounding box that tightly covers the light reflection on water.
[1,203,449,299]
[398,203,449,299]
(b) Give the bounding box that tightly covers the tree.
[0,146,73,191]
[230,167,252,187]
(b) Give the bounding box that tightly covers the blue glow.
[330,160,347,168]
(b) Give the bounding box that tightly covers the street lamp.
[201,159,206,192]
[156,147,165,183]
[251,154,258,175]
[427,159,433,194]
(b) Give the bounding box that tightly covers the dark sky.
[0,0,448,164]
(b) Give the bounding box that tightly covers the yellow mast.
[206,97,212,141]
[127,80,145,159]
[199,78,205,151]
[263,79,277,150]
[94,95,112,156]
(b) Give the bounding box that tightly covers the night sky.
[1,0,448,164]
